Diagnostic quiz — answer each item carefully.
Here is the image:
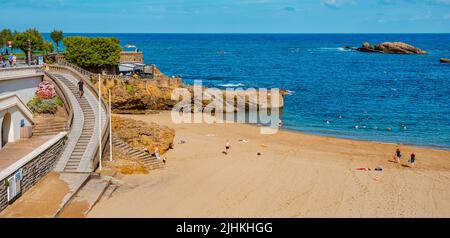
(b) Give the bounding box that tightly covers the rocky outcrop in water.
[356,42,427,54]
[440,58,450,63]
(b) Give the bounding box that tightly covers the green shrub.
[63,36,121,68]
[125,84,135,95]
[27,97,59,114]
[36,99,58,114]
[27,97,42,111]
[54,96,64,107]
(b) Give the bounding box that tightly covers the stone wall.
[0,181,6,212]
[120,52,143,63]
[0,136,66,212]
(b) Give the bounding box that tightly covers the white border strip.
[0,132,67,181]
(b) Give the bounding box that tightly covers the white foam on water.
[317,47,347,52]
[219,83,246,87]
[285,90,295,95]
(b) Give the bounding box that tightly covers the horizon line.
[41,32,450,34]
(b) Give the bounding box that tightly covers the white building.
[0,66,43,149]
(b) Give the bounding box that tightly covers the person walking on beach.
[409,153,416,168]
[78,80,84,98]
[225,140,231,155]
[395,147,402,164]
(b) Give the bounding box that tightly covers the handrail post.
[98,74,103,171]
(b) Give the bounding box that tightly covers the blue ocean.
[53,34,450,149]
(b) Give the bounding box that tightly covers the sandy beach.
[89,112,450,218]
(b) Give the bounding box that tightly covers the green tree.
[43,41,55,54]
[50,30,63,51]
[0,29,14,53]
[13,28,44,62]
[63,36,121,70]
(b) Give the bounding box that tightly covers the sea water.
[52,33,450,149]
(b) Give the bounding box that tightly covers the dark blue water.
[51,34,450,149]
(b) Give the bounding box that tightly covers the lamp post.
[109,89,113,162]
[98,74,103,171]
[27,39,31,66]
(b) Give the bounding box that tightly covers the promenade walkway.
[0,172,90,218]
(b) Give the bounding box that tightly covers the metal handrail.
[44,71,74,131]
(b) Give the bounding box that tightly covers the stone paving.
[0,135,54,171]
[0,172,90,218]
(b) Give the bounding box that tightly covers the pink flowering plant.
[36,81,57,99]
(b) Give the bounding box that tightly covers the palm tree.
[50,30,63,52]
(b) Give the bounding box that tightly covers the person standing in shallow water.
[78,80,84,98]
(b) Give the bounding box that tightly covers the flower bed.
[27,81,64,114]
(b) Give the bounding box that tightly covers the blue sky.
[2,0,450,33]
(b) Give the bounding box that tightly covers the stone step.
[33,128,66,133]
[34,124,67,128]
[33,126,67,130]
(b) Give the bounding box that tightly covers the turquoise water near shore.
[49,34,450,149]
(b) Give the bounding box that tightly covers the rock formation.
[356,42,427,54]
[111,116,175,154]
[97,70,284,113]
[97,71,184,111]
[440,58,450,63]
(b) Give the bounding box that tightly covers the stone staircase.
[49,72,106,173]
[112,136,164,171]
[32,120,68,136]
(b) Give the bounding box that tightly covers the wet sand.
[89,112,450,218]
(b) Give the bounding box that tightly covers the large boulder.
[111,116,175,154]
[440,58,450,63]
[356,42,427,54]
